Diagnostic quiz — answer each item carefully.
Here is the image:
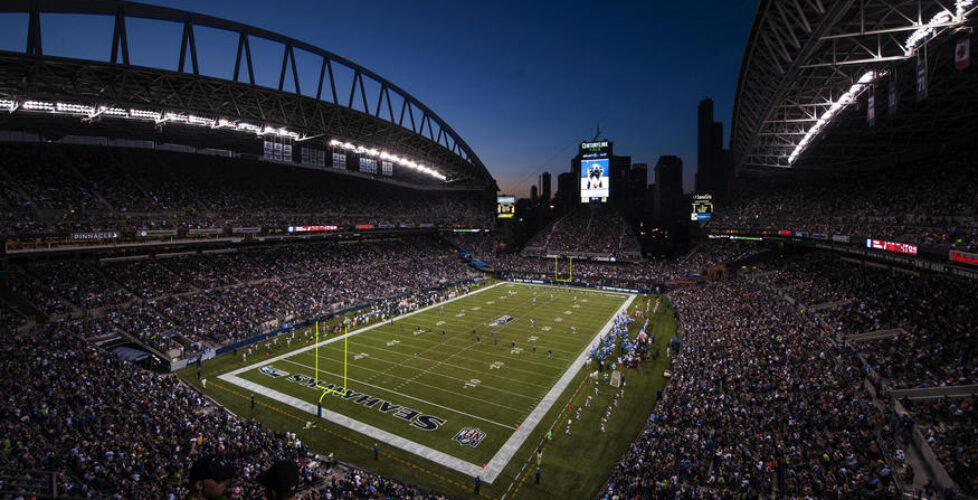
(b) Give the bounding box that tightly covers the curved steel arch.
[732,0,978,174]
[0,0,494,187]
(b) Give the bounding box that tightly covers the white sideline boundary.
[480,292,634,481]
[218,281,634,483]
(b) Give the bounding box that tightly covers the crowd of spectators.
[444,233,496,259]
[745,253,977,388]
[7,237,478,356]
[24,260,133,310]
[810,267,976,390]
[485,240,766,290]
[0,143,490,237]
[103,258,195,300]
[676,240,768,272]
[606,277,904,499]
[747,254,869,307]
[720,253,978,497]
[305,467,448,499]
[900,398,977,496]
[708,146,978,251]
[0,317,447,499]
[8,270,74,317]
[0,302,29,334]
[524,206,640,259]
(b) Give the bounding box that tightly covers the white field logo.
[452,427,487,447]
[260,366,289,378]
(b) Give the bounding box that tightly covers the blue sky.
[0,1,758,197]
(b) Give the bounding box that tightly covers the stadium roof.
[0,0,496,190]
[732,0,978,174]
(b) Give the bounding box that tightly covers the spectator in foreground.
[185,455,235,500]
[258,460,300,500]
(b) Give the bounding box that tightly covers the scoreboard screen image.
[580,159,609,201]
[580,141,610,202]
[497,196,515,218]
[691,194,713,221]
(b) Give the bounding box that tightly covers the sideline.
[219,282,634,483]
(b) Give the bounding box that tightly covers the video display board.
[691,194,713,221]
[580,141,610,202]
[865,238,918,256]
[497,196,515,218]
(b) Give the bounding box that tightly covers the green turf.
[183,281,676,499]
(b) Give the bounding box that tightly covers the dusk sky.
[0,1,758,197]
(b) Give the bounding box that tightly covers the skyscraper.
[696,98,729,196]
[654,156,683,222]
[540,172,551,203]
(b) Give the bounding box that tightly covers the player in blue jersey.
[586,162,603,189]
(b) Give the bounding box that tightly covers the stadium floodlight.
[958,0,977,16]
[328,137,447,180]
[189,115,215,126]
[262,126,300,140]
[236,122,261,133]
[905,0,975,55]
[129,108,162,120]
[22,100,55,111]
[98,106,128,117]
[56,102,96,115]
[164,112,189,123]
[905,10,953,53]
[789,71,876,164]
[4,94,447,179]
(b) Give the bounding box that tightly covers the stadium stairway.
[0,465,86,499]
[0,281,46,323]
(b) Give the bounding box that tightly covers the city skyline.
[0,1,758,197]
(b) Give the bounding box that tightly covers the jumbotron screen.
[580,141,610,202]
[691,194,713,221]
[497,196,515,218]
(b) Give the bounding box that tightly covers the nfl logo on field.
[452,427,487,447]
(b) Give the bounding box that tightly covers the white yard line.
[479,293,635,483]
[280,357,529,415]
[276,358,517,429]
[222,282,504,377]
[362,326,460,385]
[381,319,590,352]
[218,281,635,483]
[310,341,552,391]
[217,375,490,480]
[371,329,572,371]
[309,341,552,391]
[391,339,480,391]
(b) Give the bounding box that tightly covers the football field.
[218,281,632,482]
